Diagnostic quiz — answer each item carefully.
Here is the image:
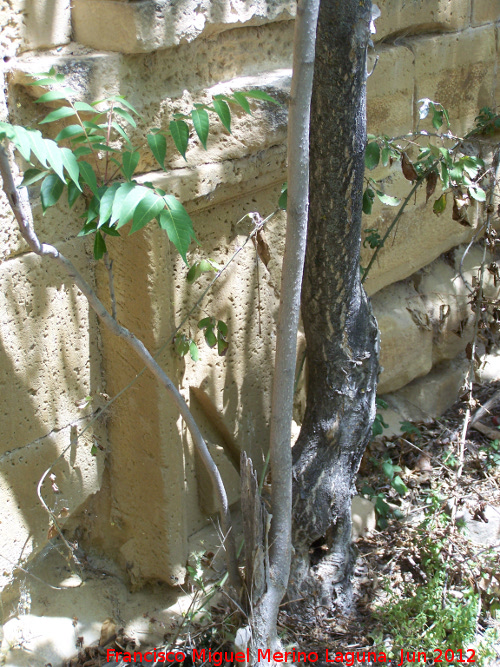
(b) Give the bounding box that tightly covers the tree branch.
[0,143,241,591]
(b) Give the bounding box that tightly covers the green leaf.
[100,223,120,237]
[243,89,279,105]
[191,108,209,149]
[400,421,421,436]
[381,146,390,167]
[109,95,139,115]
[91,143,119,152]
[82,120,105,132]
[205,327,217,348]
[40,174,64,211]
[449,163,464,182]
[175,334,190,357]
[20,168,49,187]
[186,259,217,283]
[122,151,140,180]
[278,182,287,210]
[391,475,409,496]
[232,92,251,114]
[78,161,99,196]
[60,147,82,190]
[98,183,120,227]
[67,180,81,208]
[469,186,486,202]
[93,231,107,260]
[55,125,86,141]
[433,193,447,215]
[441,162,450,190]
[217,320,228,336]
[26,77,58,87]
[112,121,132,146]
[213,97,231,133]
[39,106,76,124]
[382,461,396,480]
[10,126,32,161]
[116,184,151,228]
[169,120,189,159]
[130,191,165,233]
[35,90,69,104]
[362,187,375,214]
[376,191,400,206]
[374,496,391,518]
[78,220,98,237]
[86,192,103,224]
[44,138,65,182]
[114,106,137,127]
[431,106,444,130]
[28,130,49,167]
[365,142,380,170]
[110,182,136,225]
[217,336,229,356]
[198,317,214,329]
[147,133,167,170]
[159,195,197,264]
[90,444,98,456]
[72,146,93,158]
[189,341,199,362]
[73,101,96,113]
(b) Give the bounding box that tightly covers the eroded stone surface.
[72,0,295,53]
[374,0,471,41]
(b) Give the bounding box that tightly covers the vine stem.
[361,173,425,283]
[457,148,500,479]
[0,143,241,591]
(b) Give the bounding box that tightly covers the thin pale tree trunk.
[241,0,320,660]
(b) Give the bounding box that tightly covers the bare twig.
[458,148,500,478]
[469,388,500,426]
[0,552,65,591]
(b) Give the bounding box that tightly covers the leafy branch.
[360,100,498,283]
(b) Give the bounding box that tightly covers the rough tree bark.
[288,0,379,617]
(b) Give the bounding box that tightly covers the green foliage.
[0,67,278,264]
[374,530,498,666]
[480,439,500,469]
[472,107,500,135]
[278,182,288,210]
[372,397,389,437]
[186,259,220,283]
[174,333,199,362]
[400,420,422,437]
[198,317,229,356]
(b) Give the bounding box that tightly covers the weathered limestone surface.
[0,0,499,591]
[72,0,295,54]
[472,0,500,25]
[413,25,498,136]
[374,246,500,395]
[374,0,472,40]
[0,240,106,590]
[0,0,71,57]
[372,283,433,395]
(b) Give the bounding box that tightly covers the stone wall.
[0,0,499,591]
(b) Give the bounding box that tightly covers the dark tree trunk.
[288,0,379,617]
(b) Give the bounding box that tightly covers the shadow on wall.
[20,0,71,51]
[0,244,104,590]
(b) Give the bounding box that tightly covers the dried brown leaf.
[401,152,418,181]
[425,171,438,202]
